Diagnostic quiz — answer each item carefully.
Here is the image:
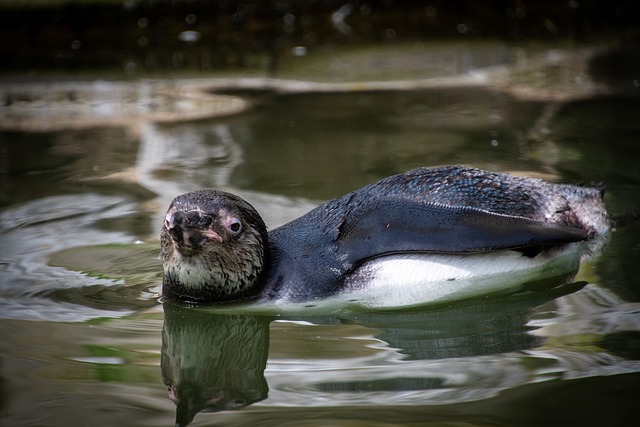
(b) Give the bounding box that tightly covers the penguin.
[160,166,609,305]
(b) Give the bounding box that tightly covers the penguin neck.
[163,241,268,303]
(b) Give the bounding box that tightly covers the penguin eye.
[228,218,242,234]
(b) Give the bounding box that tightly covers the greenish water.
[1,42,640,427]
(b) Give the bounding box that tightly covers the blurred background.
[1,0,639,80]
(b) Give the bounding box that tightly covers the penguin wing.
[338,199,588,262]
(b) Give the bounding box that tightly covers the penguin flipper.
[338,200,588,262]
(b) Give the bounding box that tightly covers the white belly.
[334,248,582,309]
[235,246,584,314]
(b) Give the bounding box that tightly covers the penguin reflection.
[161,302,271,427]
[161,273,585,426]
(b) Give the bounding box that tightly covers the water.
[1,42,640,426]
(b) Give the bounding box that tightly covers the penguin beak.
[165,211,181,231]
[165,211,223,249]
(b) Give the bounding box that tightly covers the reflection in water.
[269,280,593,407]
[160,275,591,425]
[161,303,271,426]
[340,279,588,361]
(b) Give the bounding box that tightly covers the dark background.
[2,0,639,78]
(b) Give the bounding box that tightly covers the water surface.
[1,42,639,427]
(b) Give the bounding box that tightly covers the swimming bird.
[160,166,609,305]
